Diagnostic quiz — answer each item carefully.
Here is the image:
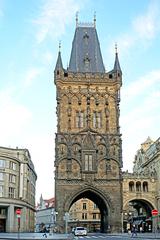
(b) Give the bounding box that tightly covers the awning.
[133,220,142,225]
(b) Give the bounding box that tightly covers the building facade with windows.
[69,198,100,232]
[0,146,37,232]
[54,17,123,233]
[122,137,160,233]
[36,195,55,233]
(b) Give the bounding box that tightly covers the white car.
[74,227,87,236]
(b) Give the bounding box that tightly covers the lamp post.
[64,212,70,234]
[123,211,133,233]
[50,210,58,233]
[51,210,54,234]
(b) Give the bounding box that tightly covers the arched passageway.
[66,189,110,233]
[123,199,155,233]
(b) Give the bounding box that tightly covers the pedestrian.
[42,226,47,238]
[131,225,137,238]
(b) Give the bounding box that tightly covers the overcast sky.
[0,0,160,202]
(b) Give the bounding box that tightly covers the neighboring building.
[0,146,37,232]
[36,195,56,232]
[54,16,123,233]
[122,137,160,233]
[69,198,100,232]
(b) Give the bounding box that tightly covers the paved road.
[0,232,160,240]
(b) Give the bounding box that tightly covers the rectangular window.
[8,187,15,198]
[76,111,84,128]
[93,112,101,128]
[93,203,98,209]
[97,112,101,128]
[82,213,87,219]
[85,154,93,171]
[9,162,16,171]
[0,172,4,181]
[0,160,5,168]
[0,185,4,197]
[83,203,87,210]
[93,112,96,128]
[9,174,16,183]
[0,208,6,215]
[93,213,96,219]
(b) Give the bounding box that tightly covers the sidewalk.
[117,232,160,239]
[1,232,160,239]
[0,233,72,240]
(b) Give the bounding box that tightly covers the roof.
[36,196,55,210]
[55,51,63,71]
[113,52,122,73]
[68,25,105,73]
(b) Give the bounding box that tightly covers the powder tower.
[54,17,123,233]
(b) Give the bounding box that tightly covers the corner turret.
[113,44,122,75]
[54,42,64,77]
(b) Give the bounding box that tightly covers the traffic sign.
[16,209,21,215]
[152,209,158,216]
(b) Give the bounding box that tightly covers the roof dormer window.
[84,55,90,71]
[83,32,89,44]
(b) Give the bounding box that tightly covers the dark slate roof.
[68,25,105,73]
[55,51,63,71]
[113,52,121,73]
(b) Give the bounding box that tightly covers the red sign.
[16,209,21,215]
[152,209,158,216]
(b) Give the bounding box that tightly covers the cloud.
[25,134,55,200]
[0,87,32,144]
[121,69,160,171]
[121,70,160,100]
[133,1,160,40]
[109,1,160,57]
[23,67,42,87]
[33,0,80,43]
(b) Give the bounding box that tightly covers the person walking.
[131,225,137,238]
[42,226,47,238]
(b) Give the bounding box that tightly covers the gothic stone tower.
[54,19,123,233]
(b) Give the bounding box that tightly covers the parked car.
[74,227,87,236]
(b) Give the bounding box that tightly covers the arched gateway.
[54,17,123,233]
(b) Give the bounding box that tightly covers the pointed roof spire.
[113,43,122,73]
[55,41,63,72]
[68,22,105,73]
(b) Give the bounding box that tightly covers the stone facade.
[122,137,160,232]
[54,20,123,233]
[66,137,160,233]
[0,146,37,232]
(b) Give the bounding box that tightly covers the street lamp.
[54,211,58,224]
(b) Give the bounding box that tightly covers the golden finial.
[94,11,96,28]
[76,11,79,27]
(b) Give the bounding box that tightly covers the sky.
[0,0,160,202]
